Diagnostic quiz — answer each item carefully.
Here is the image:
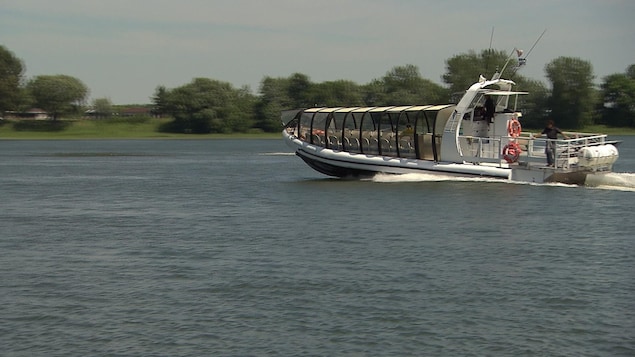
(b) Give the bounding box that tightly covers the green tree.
[255,76,293,132]
[27,75,88,119]
[307,80,363,107]
[91,97,113,118]
[513,77,549,129]
[255,73,336,132]
[544,57,595,129]
[378,64,448,105]
[442,49,512,94]
[600,70,635,127]
[0,45,27,113]
[151,85,169,117]
[156,78,255,134]
[287,73,312,108]
[222,85,256,133]
[361,79,384,106]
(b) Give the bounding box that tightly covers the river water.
[1,137,634,356]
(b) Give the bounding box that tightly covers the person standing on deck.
[533,119,569,167]
[483,95,495,123]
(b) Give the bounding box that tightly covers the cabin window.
[284,117,299,135]
[342,112,360,153]
[311,112,329,145]
[359,112,378,154]
[299,112,314,142]
[416,112,432,134]
[379,112,397,156]
[396,112,416,158]
[326,113,344,150]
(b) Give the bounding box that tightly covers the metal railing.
[458,132,610,169]
[521,133,608,169]
[457,135,505,165]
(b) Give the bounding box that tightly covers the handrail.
[457,135,505,165]
[525,133,609,169]
[457,132,611,169]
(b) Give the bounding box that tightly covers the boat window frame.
[298,109,322,144]
[336,107,361,152]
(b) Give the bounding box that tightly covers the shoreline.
[0,133,282,140]
[0,118,282,140]
[1,119,633,140]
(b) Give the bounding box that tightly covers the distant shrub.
[158,119,187,133]
[246,128,265,134]
[13,120,70,132]
[157,117,212,134]
[104,115,150,124]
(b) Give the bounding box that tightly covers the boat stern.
[511,164,589,185]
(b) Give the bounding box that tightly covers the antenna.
[510,28,547,77]
[498,48,518,78]
[486,27,495,73]
[524,28,547,60]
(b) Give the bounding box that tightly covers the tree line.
[1,44,634,133]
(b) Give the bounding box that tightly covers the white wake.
[585,173,635,192]
[370,172,508,184]
[370,172,635,191]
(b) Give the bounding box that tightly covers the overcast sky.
[1,0,633,104]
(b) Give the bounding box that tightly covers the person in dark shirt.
[534,119,569,166]
[483,95,495,123]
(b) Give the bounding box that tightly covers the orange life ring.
[502,141,522,163]
[507,118,522,138]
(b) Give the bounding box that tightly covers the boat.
[281,72,619,185]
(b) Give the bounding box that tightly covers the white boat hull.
[284,131,615,185]
[284,131,510,179]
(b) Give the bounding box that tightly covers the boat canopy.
[387,105,416,112]
[284,104,457,161]
[350,107,376,113]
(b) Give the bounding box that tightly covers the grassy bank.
[1,118,633,140]
[0,118,281,140]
